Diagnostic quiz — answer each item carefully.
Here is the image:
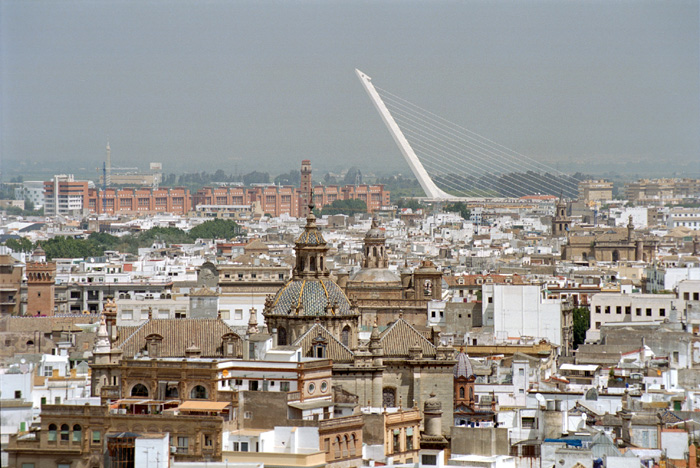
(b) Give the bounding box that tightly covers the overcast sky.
[1,0,698,178]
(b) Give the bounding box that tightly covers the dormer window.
[312,334,327,358]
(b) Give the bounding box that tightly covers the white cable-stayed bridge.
[356,69,581,201]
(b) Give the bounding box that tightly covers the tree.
[189,219,241,240]
[242,171,270,185]
[572,307,590,349]
[397,198,422,211]
[320,199,367,216]
[445,202,471,220]
[4,237,34,253]
[274,170,300,186]
[39,237,105,260]
[343,167,362,185]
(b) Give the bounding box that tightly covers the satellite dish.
[535,393,545,404]
[581,413,587,422]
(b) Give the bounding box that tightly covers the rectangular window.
[659,308,665,317]
[14,390,21,399]
[204,434,213,447]
[625,306,631,315]
[694,293,699,301]
[92,430,101,443]
[220,310,230,320]
[241,441,249,452]
[43,366,53,377]
[596,321,601,329]
[636,308,641,316]
[234,309,243,320]
[646,308,652,317]
[280,382,290,391]
[177,436,189,453]
[244,411,252,419]
[684,292,690,300]
[422,454,438,465]
[605,306,610,314]
[522,417,537,428]
[21,464,35,468]
[233,442,239,451]
[616,306,622,314]
[235,379,243,386]
[596,306,601,314]
[393,430,400,453]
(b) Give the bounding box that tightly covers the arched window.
[382,387,396,408]
[48,424,57,442]
[612,250,620,262]
[373,246,378,257]
[72,424,82,442]
[459,387,465,399]
[190,385,207,399]
[341,326,351,347]
[310,257,316,271]
[131,383,149,397]
[342,434,349,458]
[60,424,70,441]
[334,436,341,459]
[469,387,474,401]
[165,385,179,398]
[349,433,356,456]
[278,327,287,346]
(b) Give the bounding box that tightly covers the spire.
[94,313,111,354]
[247,307,259,335]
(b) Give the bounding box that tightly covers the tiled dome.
[269,278,352,316]
[296,212,326,245]
[454,351,474,378]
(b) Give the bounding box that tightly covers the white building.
[14,181,45,209]
[587,293,679,341]
[666,207,700,230]
[483,284,563,346]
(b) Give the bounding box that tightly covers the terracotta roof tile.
[293,323,354,363]
[114,319,241,358]
[379,318,436,357]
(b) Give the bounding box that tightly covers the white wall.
[487,285,562,346]
[135,434,169,468]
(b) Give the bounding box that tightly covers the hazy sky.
[1,0,698,178]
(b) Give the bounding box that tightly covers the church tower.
[26,247,56,316]
[362,218,388,269]
[552,198,570,236]
[299,160,313,218]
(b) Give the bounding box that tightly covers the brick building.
[87,186,192,215]
[192,161,391,217]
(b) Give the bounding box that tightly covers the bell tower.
[552,198,570,237]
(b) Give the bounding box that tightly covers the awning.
[178,400,231,412]
[288,399,334,410]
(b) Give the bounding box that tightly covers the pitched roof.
[114,319,241,358]
[293,323,354,363]
[379,318,436,357]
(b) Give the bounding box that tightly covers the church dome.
[296,212,325,245]
[348,268,401,284]
[269,278,353,316]
[454,351,474,378]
